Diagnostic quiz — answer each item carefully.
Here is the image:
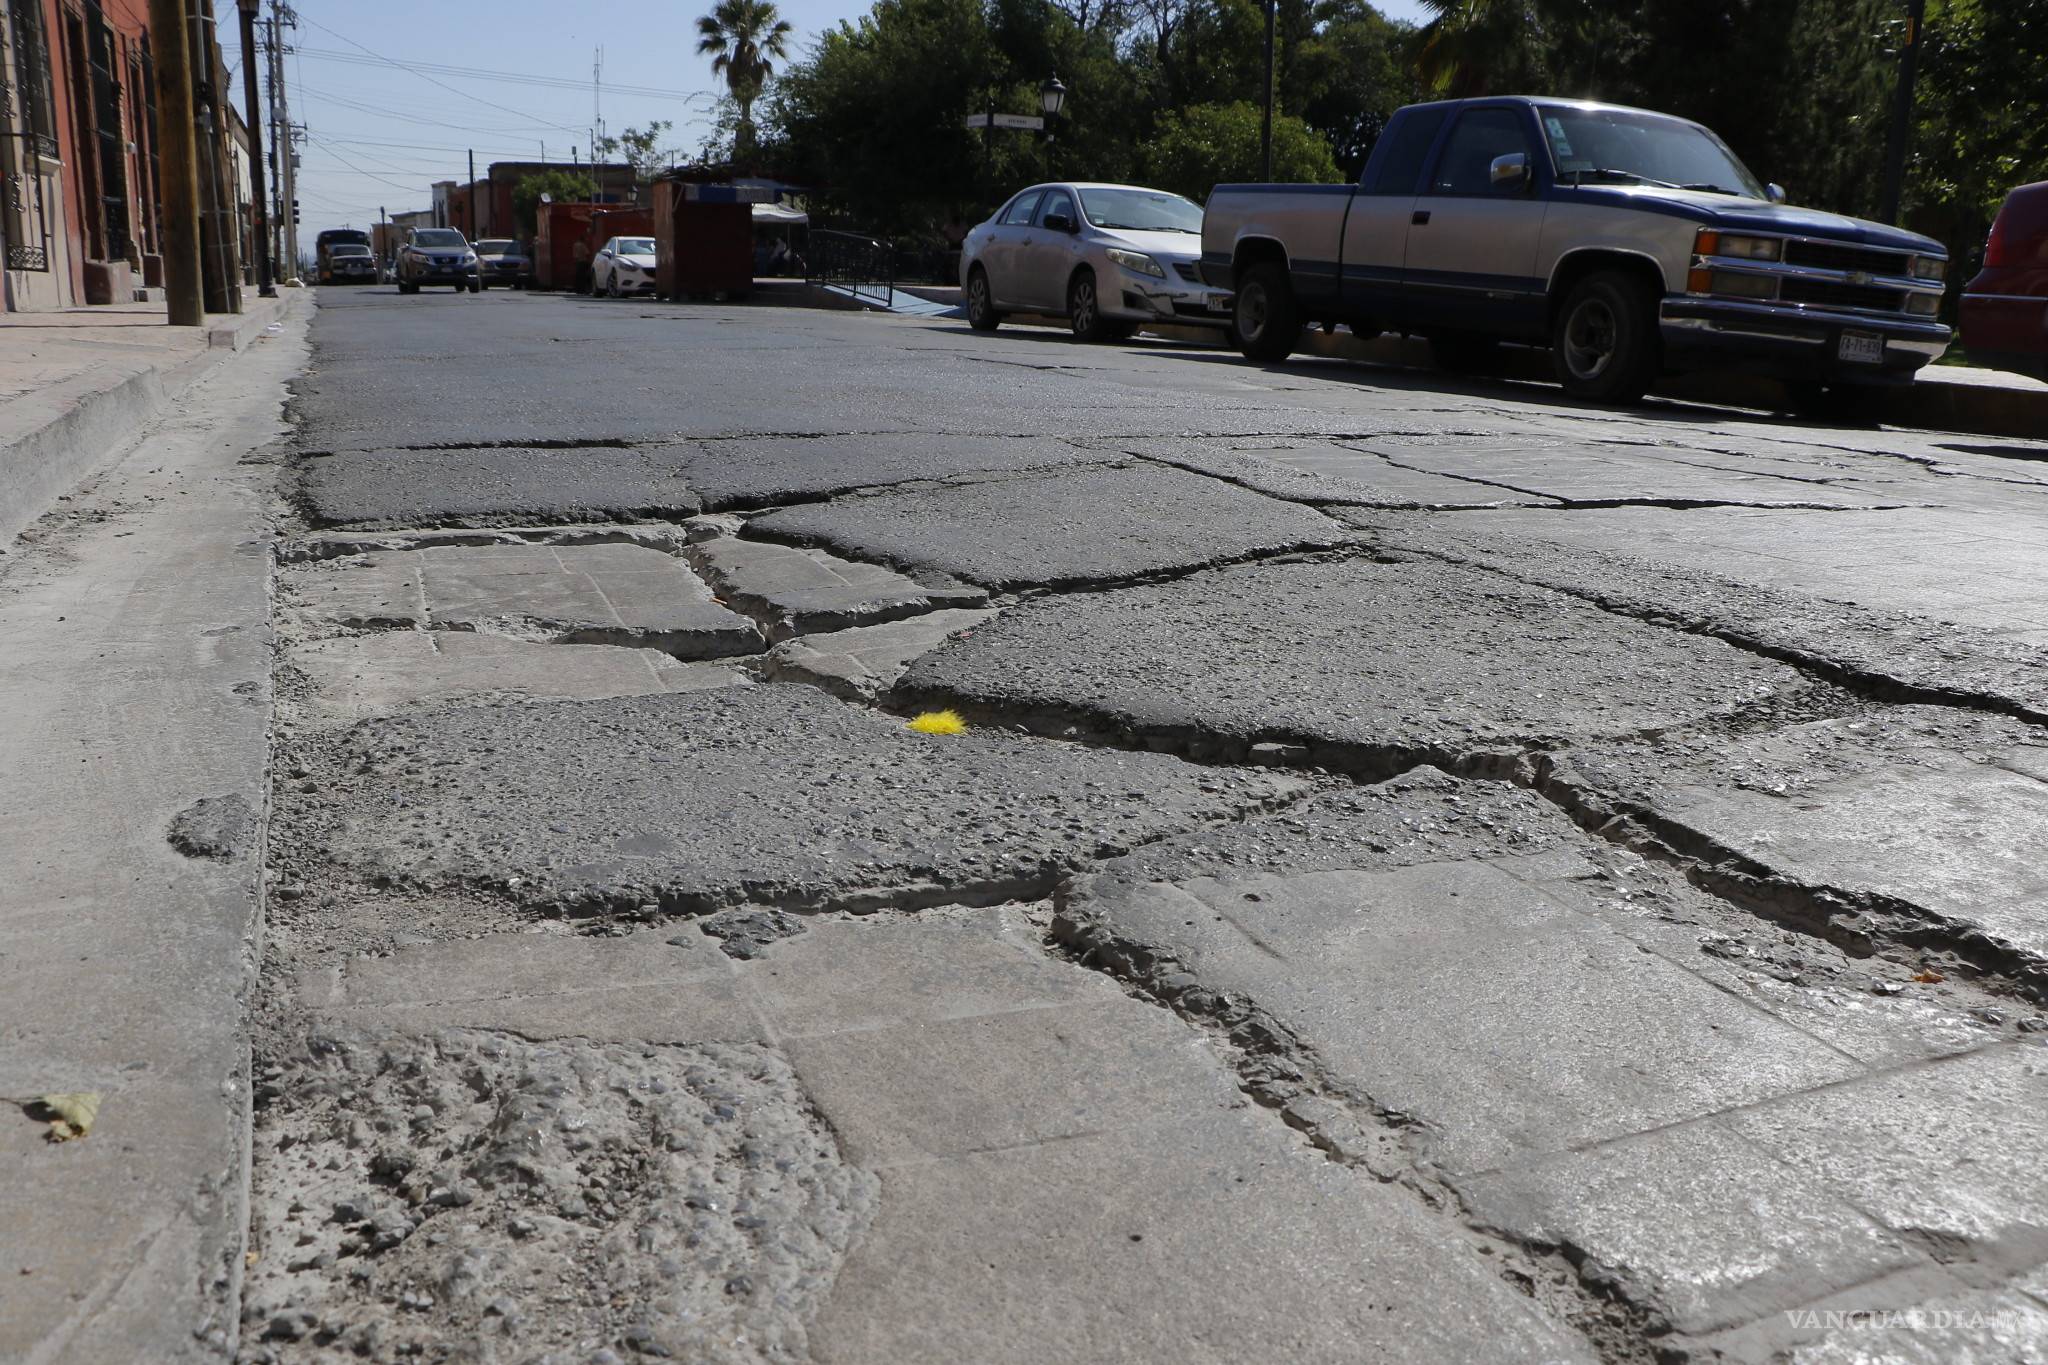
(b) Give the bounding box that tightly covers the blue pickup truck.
[1199,97,1951,405]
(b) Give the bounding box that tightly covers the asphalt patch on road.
[901,556,1803,766]
[283,683,1305,916]
[749,463,1350,591]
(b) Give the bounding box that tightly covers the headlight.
[463,252,477,265]
[1910,256,1946,281]
[1106,247,1166,279]
[1696,231,1781,261]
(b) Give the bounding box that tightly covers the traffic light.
[291,199,300,225]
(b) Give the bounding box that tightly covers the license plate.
[1838,330,1884,365]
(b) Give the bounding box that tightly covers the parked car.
[592,236,658,297]
[396,228,480,294]
[961,182,1232,341]
[474,238,531,290]
[1960,181,2048,381]
[1202,97,1951,404]
[318,242,376,285]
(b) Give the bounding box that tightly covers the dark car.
[474,238,531,290]
[318,243,376,284]
[396,228,480,294]
[1960,181,2048,380]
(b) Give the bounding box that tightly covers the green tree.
[511,170,597,237]
[697,0,796,157]
[1912,0,2048,282]
[594,122,680,188]
[1140,100,1340,201]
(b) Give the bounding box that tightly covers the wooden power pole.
[149,0,204,325]
[237,0,273,295]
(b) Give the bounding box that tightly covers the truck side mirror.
[1490,153,1530,193]
[1767,183,1788,204]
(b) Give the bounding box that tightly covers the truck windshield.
[1079,188,1203,233]
[1538,107,1765,200]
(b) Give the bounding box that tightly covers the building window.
[8,0,60,159]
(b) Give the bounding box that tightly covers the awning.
[752,202,809,226]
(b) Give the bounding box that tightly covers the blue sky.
[253,0,1431,234]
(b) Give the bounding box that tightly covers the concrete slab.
[296,445,702,528]
[749,463,1349,591]
[904,557,1802,761]
[287,631,748,724]
[1725,1042,2048,1254]
[1062,862,1861,1175]
[289,683,1305,915]
[1459,1126,1915,1335]
[1555,707,2048,968]
[809,1111,1596,1365]
[742,909,1120,1039]
[289,542,764,659]
[686,535,988,638]
[761,608,999,700]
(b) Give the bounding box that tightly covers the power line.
[296,14,590,137]
[296,46,716,103]
[305,134,425,191]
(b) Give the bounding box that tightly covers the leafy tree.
[594,122,681,188]
[1911,0,2048,280]
[1140,100,1340,201]
[511,170,597,237]
[697,0,796,157]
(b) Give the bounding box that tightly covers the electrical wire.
[296,14,591,137]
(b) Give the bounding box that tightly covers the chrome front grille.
[1782,239,1913,276]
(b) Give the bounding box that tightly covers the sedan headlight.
[1106,247,1167,279]
[1910,255,1946,281]
[1696,231,1781,261]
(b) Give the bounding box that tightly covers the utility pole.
[468,148,477,237]
[149,0,204,324]
[193,0,240,312]
[1260,0,1275,182]
[268,0,300,279]
[1877,0,1927,225]
[238,0,273,295]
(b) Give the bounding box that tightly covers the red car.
[1961,180,2048,379]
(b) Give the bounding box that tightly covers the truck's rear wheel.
[1233,262,1300,363]
[1552,271,1658,403]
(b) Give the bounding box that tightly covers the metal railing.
[806,228,895,307]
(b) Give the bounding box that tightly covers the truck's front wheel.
[1234,263,1300,363]
[1552,271,1658,404]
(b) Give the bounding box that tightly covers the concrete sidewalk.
[0,295,309,1362]
[0,296,293,546]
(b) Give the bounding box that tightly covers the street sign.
[963,112,1045,131]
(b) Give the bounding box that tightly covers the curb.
[0,294,293,547]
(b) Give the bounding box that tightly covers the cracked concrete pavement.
[12,284,2048,1364]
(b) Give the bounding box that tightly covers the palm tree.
[696,0,794,157]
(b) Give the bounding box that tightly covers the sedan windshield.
[1079,188,1203,234]
[1538,106,1765,199]
[413,229,466,248]
[615,238,656,255]
[476,240,517,254]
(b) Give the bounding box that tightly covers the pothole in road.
[242,1027,875,1363]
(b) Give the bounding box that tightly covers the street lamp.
[1039,73,1068,119]
[1039,73,1068,179]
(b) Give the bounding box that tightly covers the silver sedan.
[960,182,1233,341]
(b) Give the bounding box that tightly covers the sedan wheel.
[608,274,623,299]
[1068,269,1111,343]
[966,267,1000,332]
